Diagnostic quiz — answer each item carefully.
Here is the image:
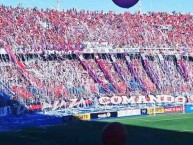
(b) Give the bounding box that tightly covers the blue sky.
[1,0,193,13]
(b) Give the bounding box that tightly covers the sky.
[0,0,193,13]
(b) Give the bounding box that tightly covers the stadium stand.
[0,5,193,111]
[0,6,193,50]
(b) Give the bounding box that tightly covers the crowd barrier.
[62,105,193,122]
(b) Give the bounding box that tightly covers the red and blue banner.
[4,45,43,91]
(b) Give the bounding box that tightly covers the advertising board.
[117,109,141,117]
[140,108,148,115]
[91,112,117,119]
[147,107,165,115]
[185,105,193,113]
[73,113,91,121]
[164,106,184,113]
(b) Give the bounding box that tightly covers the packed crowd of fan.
[0,5,193,52]
[0,5,193,104]
[0,53,193,104]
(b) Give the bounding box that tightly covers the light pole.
[57,0,61,11]
[139,0,142,14]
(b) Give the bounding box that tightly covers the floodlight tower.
[139,0,142,14]
[57,0,61,11]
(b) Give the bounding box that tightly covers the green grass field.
[1,113,193,145]
[105,113,193,133]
